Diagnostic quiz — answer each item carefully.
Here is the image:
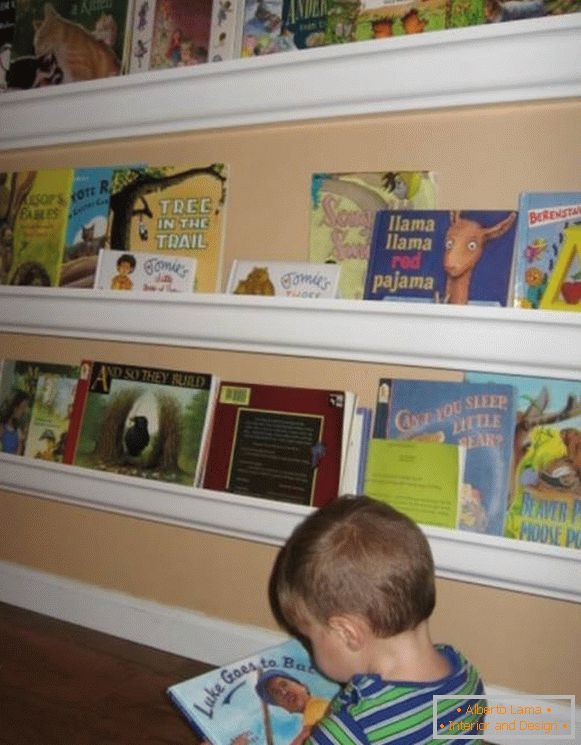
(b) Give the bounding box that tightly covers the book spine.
[62,361,92,464]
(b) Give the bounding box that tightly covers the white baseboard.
[0,559,577,744]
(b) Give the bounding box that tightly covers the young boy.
[268,495,485,745]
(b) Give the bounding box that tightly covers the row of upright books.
[1,0,580,92]
[1,356,580,550]
[1,162,580,312]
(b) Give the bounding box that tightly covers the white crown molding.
[0,286,580,378]
[1,455,580,602]
[0,15,580,151]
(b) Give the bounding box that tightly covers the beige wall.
[1,98,580,697]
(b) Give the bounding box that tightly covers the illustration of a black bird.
[124,416,150,456]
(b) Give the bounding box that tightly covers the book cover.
[9,0,132,89]
[209,0,245,61]
[167,638,339,745]
[240,0,287,56]
[226,260,340,298]
[364,438,464,529]
[308,171,437,299]
[59,166,114,288]
[5,168,74,287]
[203,381,350,507]
[22,364,80,462]
[373,378,517,536]
[106,163,228,293]
[0,0,15,92]
[364,209,518,305]
[484,0,580,23]
[94,248,197,292]
[280,0,327,49]
[145,0,213,70]
[340,405,372,496]
[64,361,218,487]
[511,192,581,310]
[467,371,581,550]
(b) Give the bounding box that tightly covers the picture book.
[308,171,437,300]
[0,0,15,92]
[280,0,327,50]
[466,371,581,550]
[511,192,581,311]
[22,364,80,463]
[240,0,286,56]
[226,260,340,298]
[203,381,354,507]
[0,359,76,457]
[364,209,518,305]
[208,0,245,61]
[59,166,115,289]
[131,0,214,72]
[340,405,372,496]
[94,249,197,292]
[167,637,340,745]
[63,361,218,487]
[484,0,581,23]
[373,378,517,536]
[9,0,133,90]
[106,163,228,293]
[364,438,464,530]
[3,168,74,287]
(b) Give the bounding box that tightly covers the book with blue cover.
[364,209,517,305]
[373,378,517,536]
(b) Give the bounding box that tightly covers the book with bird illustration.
[308,171,437,299]
[167,637,340,745]
[63,360,219,487]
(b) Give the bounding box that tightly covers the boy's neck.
[363,620,450,683]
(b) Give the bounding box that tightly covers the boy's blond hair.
[269,496,435,638]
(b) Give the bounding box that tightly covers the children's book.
[373,378,517,536]
[340,405,372,496]
[308,171,437,300]
[484,0,581,23]
[364,209,518,305]
[203,381,355,507]
[9,0,133,90]
[167,638,340,745]
[3,168,74,287]
[208,0,245,61]
[511,192,581,311]
[63,361,218,487]
[240,0,287,56]
[226,260,340,298]
[466,371,581,550]
[280,0,327,50]
[59,166,115,288]
[0,0,15,92]
[22,364,80,463]
[364,438,465,530]
[106,163,228,293]
[94,249,197,293]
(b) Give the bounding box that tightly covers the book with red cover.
[203,381,352,506]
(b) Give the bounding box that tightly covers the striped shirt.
[306,645,485,745]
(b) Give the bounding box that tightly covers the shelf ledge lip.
[1,454,579,603]
[0,14,580,150]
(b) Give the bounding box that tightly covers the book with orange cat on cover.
[8,0,134,90]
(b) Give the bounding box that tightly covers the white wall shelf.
[0,285,580,378]
[1,454,579,603]
[0,14,580,151]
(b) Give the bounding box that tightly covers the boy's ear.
[328,615,369,651]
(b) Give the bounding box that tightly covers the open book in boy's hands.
[167,638,339,745]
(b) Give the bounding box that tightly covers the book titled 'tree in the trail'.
[63,361,218,487]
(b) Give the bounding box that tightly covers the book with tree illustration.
[167,637,340,745]
[364,209,518,305]
[106,163,228,293]
[372,378,517,536]
[9,0,133,90]
[203,381,355,506]
[308,171,437,299]
[511,192,581,311]
[466,371,581,550]
[1,168,74,287]
[63,361,219,487]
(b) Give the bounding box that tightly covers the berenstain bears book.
[373,378,517,536]
[64,361,218,487]
[364,209,517,305]
[203,381,355,507]
[167,638,340,745]
[308,171,437,300]
[106,163,228,293]
[511,192,581,311]
[467,371,581,550]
